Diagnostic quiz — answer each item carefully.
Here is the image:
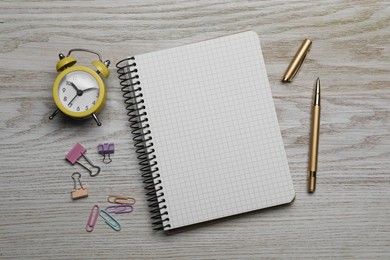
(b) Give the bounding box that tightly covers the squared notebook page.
[133,31,295,231]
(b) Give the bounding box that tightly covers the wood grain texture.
[0,0,389,259]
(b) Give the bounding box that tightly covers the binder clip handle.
[71,172,84,190]
[103,154,111,164]
[77,154,101,177]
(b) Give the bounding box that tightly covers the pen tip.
[316,78,320,91]
[282,77,290,82]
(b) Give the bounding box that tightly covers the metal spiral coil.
[116,57,170,231]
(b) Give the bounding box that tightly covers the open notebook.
[116,31,295,232]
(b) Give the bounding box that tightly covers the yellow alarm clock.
[49,49,110,126]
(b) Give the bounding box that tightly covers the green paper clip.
[99,209,121,231]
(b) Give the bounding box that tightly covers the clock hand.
[69,81,80,92]
[67,88,84,106]
[67,93,78,106]
[82,87,99,92]
[69,81,84,95]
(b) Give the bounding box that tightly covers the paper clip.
[105,204,133,214]
[66,143,101,177]
[99,209,121,231]
[98,143,114,164]
[71,172,89,200]
[86,205,99,232]
[107,195,136,205]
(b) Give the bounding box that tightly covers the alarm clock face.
[57,70,99,113]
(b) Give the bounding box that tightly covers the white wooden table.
[0,1,389,259]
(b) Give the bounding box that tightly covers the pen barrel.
[309,105,320,172]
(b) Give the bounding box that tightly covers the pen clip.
[289,47,309,80]
[282,39,312,82]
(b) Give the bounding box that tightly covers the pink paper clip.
[98,143,114,164]
[105,204,133,214]
[66,143,100,177]
[86,205,99,232]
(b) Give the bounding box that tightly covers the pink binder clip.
[66,143,100,177]
[98,143,114,164]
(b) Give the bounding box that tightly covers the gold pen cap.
[282,39,312,82]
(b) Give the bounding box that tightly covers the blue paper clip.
[99,209,121,231]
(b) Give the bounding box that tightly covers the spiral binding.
[116,57,170,231]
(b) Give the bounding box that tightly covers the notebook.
[116,31,295,232]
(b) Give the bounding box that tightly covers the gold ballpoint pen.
[308,78,321,193]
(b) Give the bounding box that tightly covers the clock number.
[62,88,66,93]
[63,96,67,102]
[85,105,89,111]
[77,106,80,111]
[69,103,73,108]
[92,101,96,105]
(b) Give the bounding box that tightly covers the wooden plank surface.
[0,0,389,259]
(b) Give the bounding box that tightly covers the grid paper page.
[133,31,295,230]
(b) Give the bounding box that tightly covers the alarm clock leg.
[49,108,61,120]
[92,113,102,126]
